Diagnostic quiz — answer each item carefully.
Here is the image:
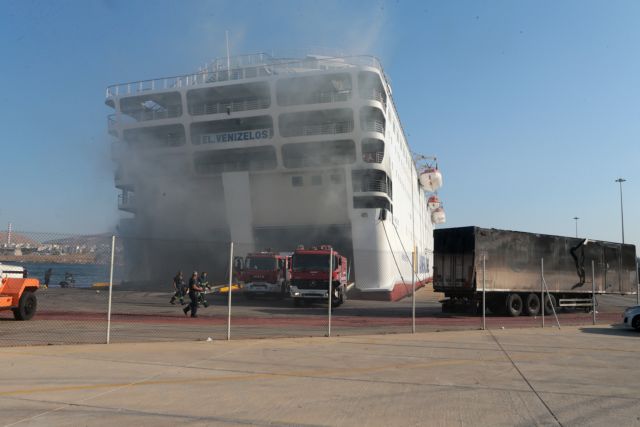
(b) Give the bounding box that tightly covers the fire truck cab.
[289,245,348,307]
[239,251,291,299]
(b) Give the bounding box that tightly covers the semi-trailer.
[433,227,637,316]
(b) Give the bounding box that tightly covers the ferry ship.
[106,53,445,300]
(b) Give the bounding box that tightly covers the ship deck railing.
[362,120,385,134]
[362,151,384,163]
[282,120,354,138]
[361,88,387,108]
[121,106,182,122]
[106,55,383,100]
[189,97,271,116]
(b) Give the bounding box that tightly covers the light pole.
[615,178,626,243]
[573,217,579,238]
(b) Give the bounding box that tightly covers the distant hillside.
[43,233,113,246]
[0,232,39,246]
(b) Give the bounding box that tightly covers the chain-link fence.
[1,232,637,347]
[0,231,113,345]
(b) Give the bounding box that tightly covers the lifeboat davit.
[431,207,446,224]
[427,195,441,210]
[419,167,443,192]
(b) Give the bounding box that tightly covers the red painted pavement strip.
[0,310,623,328]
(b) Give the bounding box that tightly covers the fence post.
[327,248,333,337]
[482,254,486,331]
[412,247,416,334]
[541,258,545,328]
[227,241,233,341]
[106,235,115,344]
[592,260,596,325]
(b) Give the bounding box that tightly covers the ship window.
[291,176,303,187]
[194,146,277,173]
[311,175,322,186]
[360,107,385,134]
[353,196,392,212]
[187,82,270,116]
[282,139,356,168]
[191,116,273,145]
[123,124,185,149]
[362,138,384,163]
[120,92,182,122]
[277,73,352,106]
[279,109,354,137]
[351,169,392,199]
[358,71,387,108]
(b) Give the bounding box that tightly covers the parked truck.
[289,245,348,307]
[433,227,638,316]
[239,251,291,299]
[0,263,40,320]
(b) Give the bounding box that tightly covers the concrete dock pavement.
[1,326,639,426]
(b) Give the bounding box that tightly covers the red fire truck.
[239,251,291,299]
[289,245,348,307]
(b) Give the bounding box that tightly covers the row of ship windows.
[114,71,388,124]
[117,107,386,146]
[188,139,385,172]
[287,172,393,213]
[287,170,392,199]
[290,174,342,187]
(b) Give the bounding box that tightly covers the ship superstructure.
[106,53,443,300]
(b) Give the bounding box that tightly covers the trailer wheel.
[543,294,556,315]
[13,291,37,321]
[505,293,523,317]
[524,293,540,316]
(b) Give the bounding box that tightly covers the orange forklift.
[0,264,40,320]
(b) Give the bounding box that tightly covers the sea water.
[19,262,124,288]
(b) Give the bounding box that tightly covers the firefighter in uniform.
[183,271,203,317]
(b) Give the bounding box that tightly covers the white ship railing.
[117,192,135,211]
[282,120,354,137]
[107,114,117,134]
[123,106,182,122]
[361,88,387,108]
[106,55,383,99]
[363,151,384,163]
[360,179,390,194]
[362,120,385,134]
[190,97,270,116]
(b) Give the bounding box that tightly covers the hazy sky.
[1,0,638,247]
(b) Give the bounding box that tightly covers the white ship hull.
[107,54,437,300]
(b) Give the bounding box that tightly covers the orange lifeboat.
[427,195,441,210]
[431,207,446,224]
[419,167,443,192]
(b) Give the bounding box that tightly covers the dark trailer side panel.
[434,227,637,296]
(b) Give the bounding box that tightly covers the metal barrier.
[1,231,636,347]
[106,55,384,99]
